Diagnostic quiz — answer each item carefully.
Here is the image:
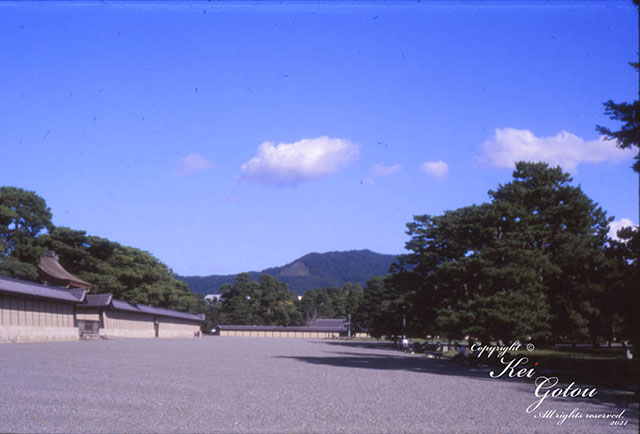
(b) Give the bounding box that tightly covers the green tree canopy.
[0,187,53,280]
[388,162,615,344]
[358,276,406,339]
[42,226,199,312]
[596,49,640,346]
[220,273,302,326]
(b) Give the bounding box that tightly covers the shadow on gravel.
[275,342,639,417]
[275,350,494,380]
[309,340,399,351]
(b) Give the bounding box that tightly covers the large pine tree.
[389,162,612,343]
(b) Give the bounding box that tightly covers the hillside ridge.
[178,249,398,295]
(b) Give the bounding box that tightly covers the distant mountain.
[178,249,399,295]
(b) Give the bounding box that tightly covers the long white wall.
[0,294,202,342]
[220,330,341,338]
[0,294,78,343]
[157,316,201,338]
[102,310,156,338]
[102,310,200,338]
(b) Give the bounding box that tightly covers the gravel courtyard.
[0,338,637,433]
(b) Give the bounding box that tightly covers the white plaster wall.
[0,294,78,343]
[0,325,78,343]
[157,317,200,338]
[102,310,156,338]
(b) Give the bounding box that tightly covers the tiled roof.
[81,293,113,307]
[0,275,87,303]
[308,318,349,328]
[37,251,92,289]
[109,298,204,322]
[110,298,141,313]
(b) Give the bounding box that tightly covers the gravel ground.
[0,337,637,433]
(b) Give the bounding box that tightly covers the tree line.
[200,275,366,333]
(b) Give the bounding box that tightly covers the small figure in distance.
[469,340,481,365]
[449,344,467,362]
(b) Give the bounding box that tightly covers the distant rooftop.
[220,318,349,333]
[306,318,349,328]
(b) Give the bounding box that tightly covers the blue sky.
[0,1,637,276]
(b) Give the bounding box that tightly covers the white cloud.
[372,163,404,177]
[608,218,635,241]
[420,160,449,179]
[175,153,211,176]
[240,136,359,186]
[479,128,635,172]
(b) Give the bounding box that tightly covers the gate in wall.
[77,320,100,338]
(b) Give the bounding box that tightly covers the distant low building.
[305,318,348,328]
[204,293,222,303]
[218,318,349,338]
[354,330,371,339]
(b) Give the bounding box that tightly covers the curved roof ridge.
[37,251,92,290]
